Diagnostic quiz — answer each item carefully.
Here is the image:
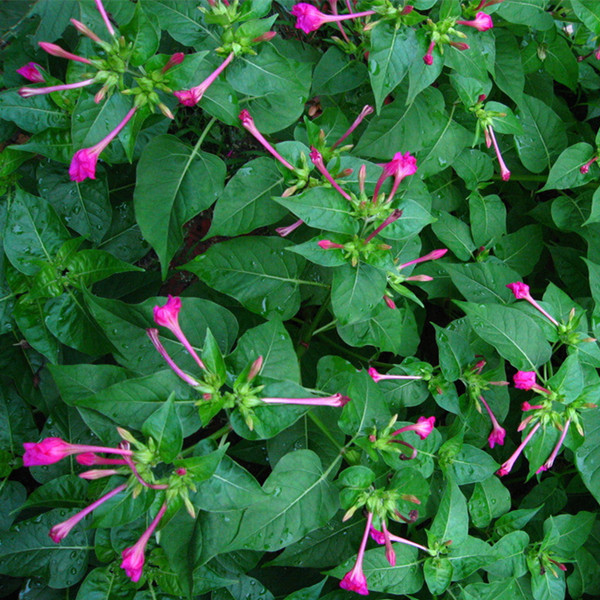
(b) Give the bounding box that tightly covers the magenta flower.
[174,52,234,107]
[383,295,397,309]
[423,40,436,65]
[506,282,559,326]
[449,41,470,51]
[393,416,436,440]
[485,126,510,181]
[19,78,96,98]
[332,105,374,149]
[276,219,304,237]
[496,421,541,476]
[340,512,372,595]
[38,42,93,65]
[370,525,430,553]
[373,152,418,203]
[521,401,544,411]
[364,210,403,243]
[368,367,422,383]
[121,503,168,582]
[79,469,119,479]
[397,248,447,271]
[580,156,599,174]
[261,393,350,407]
[17,62,44,83]
[318,240,345,250]
[49,483,128,542]
[70,18,102,42]
[456,12,494,31]
[479,395,505,449]
[513,370,537,390]
[76,452,127,466]
[310,147,352,201]
[147,328,201,387]
[69,106,138,182]
[162,52,185,73]
[537,418,571,474]
[153,296,205,370]
[291,3,376,34]
[239,110,295,171]
[95,0,116,36]
[23,437,132,467]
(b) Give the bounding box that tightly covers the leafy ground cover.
[2,0,600,599]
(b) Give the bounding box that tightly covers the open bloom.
[393,416,436,440]
[373,152,418,203]
[291,3,376,34]
[456,12,494,31]
[49,483,128,542]
[69,106,137,182]
[121,503,168,582]
[17,62,44,82]
[506,282,559,326]
[174,52,234,107]
[339,512,372,595]
[261,393,350,407]
[513,370,537,390]
[153,296,205,370]
[23,437,132,467]
[478,395,505,448]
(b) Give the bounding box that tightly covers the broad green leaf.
[515,94,567,173]
[228,450,339,551]
[208,158,286,237]
[444,262,520,304]
[0,481,26,531]
[495,224,543,276]
[142,393,183,462]
[121,2,160,67]
[331,263,387,325]
[0,383,38,455]
[447,444,498,485]
[449,536,494,580]
[0,91,68,134]
[424,557,452,594]
[531,567,566,600]
[468,192,507,246]
[455,150,495,190]
[0,509,88,588]
[312,47,368,95]
[430,480,469,546]
[468,476,511,528]
[22,475,88,511]
[543,512,595,557]
[431,211,476,261]
[497,0,554,30]
[183,237,307,320]
[458,302,552,370]
[543,36,579,90]
[368,24,416,112]
[275,187,359,235]
[4,188,69,275]
[134,134,226,277]
[75,566,133,600]
[486,531,529,579]
[542,143,596,191]
[572,0,600,35]
[92,482,155,528]
[493,29,525,100]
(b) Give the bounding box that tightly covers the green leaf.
[495,224,543,276]
[0,91,68,134]
[0,382,38,455]
[530,567,565,600]
[574,410,600,501]
[182,237,307,320]
[134,134,226,278]
[228,450,339,551]
[207,158,286,237]
[0,481,26,531]
[486,531,529,579]
[37,162,112,244]
[22,475,88,511]
[0,509,88,588]
[424,557,453,594]
[468,476,511,528]
[431,211,476,261]
[447,444,498,485]
[543,36,579,90]
[91,482,155,528]
[331,263,387,325]
[368,24,416,112]
[458,302,552,370]
[542,143,596,191]
[572,0,600,34]
[444,262,520,304]
[469,192,507,246]
[497,0,554,30]
[454,150,495,190]
[493,29,525,100]
[142,392,183,462]
[121,2,160,67]
[515,94,567,173]
[312,47,368,96]
[4,188,69,275]
[543,512,595,557]
[75,566,133,600]
[448,536,494,580]
[430,480,469,546]
[276,187,358,235]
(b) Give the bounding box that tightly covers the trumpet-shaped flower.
[291,3,376,34]
[339,512,372,595]
[16,62,44,82]
[23,437,132,467]
[174,52,234,107]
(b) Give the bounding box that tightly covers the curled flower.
[393,416,436,440]
[506,282,559,326]
[291,3,376,34]
[16,62,44,83]
[456,12,494,31]
[23,437,132,467]
[174,52,234,107]
[373,152,418,203]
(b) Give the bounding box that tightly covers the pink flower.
[506,281,530,300]
[383,295,397,309]
[174,52,234,107]
[70,18,102,42]
[318,240,345,249]
[310,147,352,201]
[423,40,436,65]
[496,422,541,477]
[121,503,168,582]
[23,438,132,467]
[332,105,374,149]
[513,371,537,390]
[340,512,372,595]
[79,469,119,479]
[364,210,403,243]
[17,62,44,83]
[147,328,201,387]
[580,156,598,174]
[393,416,436,440]
[162,52,185,73]
[373,152,418,203]
[276,219,304,236]
[38,42,93,65]
[95,0,116,36]
[456,12,494,31]
[153,297,205,370]
[478,395,505,449]
[261,393,350,407]
[19,78,97,98]
[521,401,543,411]
[291,3,376,34]
[370,525,430,553]
[536,418,571,474]
[486,126,510,181]
[239,109,295,171]
[76,452,127,466]
[397,248,447,271]
[49,483,128,542]
[69,106,138,182]
[368,367,422,383]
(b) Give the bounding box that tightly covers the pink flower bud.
[423,40,435,65]
[38,42,93,65]
[162,52,185,73]
[383,295,397,309]
[253,31,277,43]
[456,12,494,31]
[70,18,102,42]
[17,62,44,83]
